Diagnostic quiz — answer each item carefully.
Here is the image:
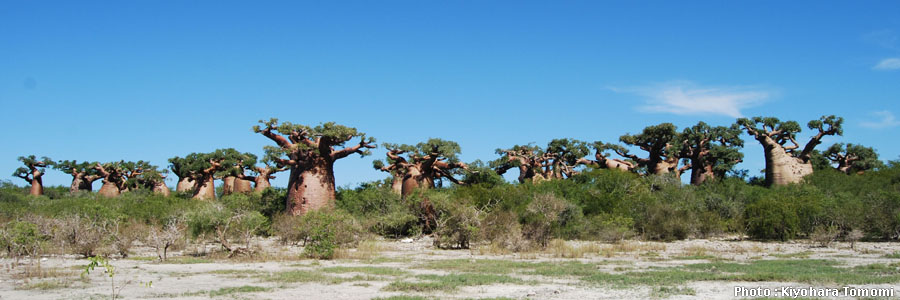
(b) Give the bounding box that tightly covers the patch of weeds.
[209,269,264,278]
[322,266,408,276]
[208,285,271,297]
[418,259,609,278]
[128,256,158,261]
[17,280,72,290]
[586,259,900,288]
[373,296,432,300]
[882,252,900,259]
[771,251,814,259]
[163,257,215,264]
[672,254,717,260]
[262,270,333,283]
[383,273,525,292]
[352,282,372,287]
[651,286,696,298]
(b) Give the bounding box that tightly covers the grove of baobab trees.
[10,115,885,215]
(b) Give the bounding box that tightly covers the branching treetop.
[823,143,882,173]
[54,160,101,177]
[737,115,843,159]
[253,118,376,168]
[617,122,679,162]
[13,155,53,182]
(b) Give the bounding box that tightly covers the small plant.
[143,218,186,261]
[810,225,840,247]
[297,208,363,259]
[82,256,151,299]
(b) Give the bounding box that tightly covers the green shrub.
[432,198,482,249]
[296,208,363,259]
[0,220,47,257]
[745,196,799,240]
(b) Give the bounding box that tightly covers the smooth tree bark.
[55,160,102,193]
[94,162,127,197]
[738,115,843,185]
[823,143,882,174]
[169,156,197,193]
[377,139,468,198]
[616,123,686,176]
[674,122,744,185]
[575,141,635,171]
[254,119,376,215]
[13,155,52,196]
[236,164,287,192]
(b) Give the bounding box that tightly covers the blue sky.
[2,1,899,189]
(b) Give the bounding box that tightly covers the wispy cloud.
[873,58,900,70]
[861,110,900,129]
[611,81,773,118]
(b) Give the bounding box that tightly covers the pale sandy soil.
[2,236,900,299]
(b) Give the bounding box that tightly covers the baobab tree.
[616,123,687,176]
[575,141,635,171]
[375,139,468,198]
[55,160,103,193]
[235,158,288,192]
[544,138,590,179]
[222,153,258,195]
[491,144,551,183]
[823,143,882,174]
[372,148,408,195]
[673,122,744,185]
[737,115,843,185]
[94,160,154,197]
[13,155,52,196]
[125,165,171,196]
[168,156,197,193]
[254,119,376,215]
[175,149,253,200]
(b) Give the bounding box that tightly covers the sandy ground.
[3,236,900,299]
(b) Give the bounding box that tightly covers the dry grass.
[334,240,390,260]
[546,240,602,258]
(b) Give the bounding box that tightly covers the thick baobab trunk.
[390,175,403,195]
[690,163,715,185]
[98,180,121,197]
[233,178,253,193]
[192,176,216,200]
[176,177,196,193]
[69,174,86,194]
[153,182,171,197]
[764,143,812,186]
[253,176,271,192]
[29,177,43,197]
[222,176,236,195]
[286,160,336,216]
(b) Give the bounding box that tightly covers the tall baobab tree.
[544,138,590,179]
[616,123,687,176]
[673,122,744,185]
[737,115,843,185]
[94,160,154,197]
[254,119,376,215]
[823,143,882,174]
[375,139,468,198]
[55,160,103,193]
[13,155,52,196]
[222,153,258,195]
[575,141,635,171]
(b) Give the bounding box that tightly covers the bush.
[522,193,571,248]
[295,208,363,259]
[745,196,799,240]
[0,220,47,258]
[432,198,482,249]
[583,214,633,242]
[481,210,526,251]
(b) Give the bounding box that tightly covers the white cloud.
[611,81,772,118]
[874,58,900,70]
[861,110,900,129]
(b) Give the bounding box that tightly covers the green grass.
[373,296,432,300]
[383,273,526,292]
[208,285,272,297]
[262,269,384,285]
[671,254,718,260]
[651,286,696,298]
[584,260,900,288]
[417,259,605,277]
[163,257,215,264]
[882,252,900,259]
[17,280,72,290]
[322,266,409,276]
[771,251,814,259]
